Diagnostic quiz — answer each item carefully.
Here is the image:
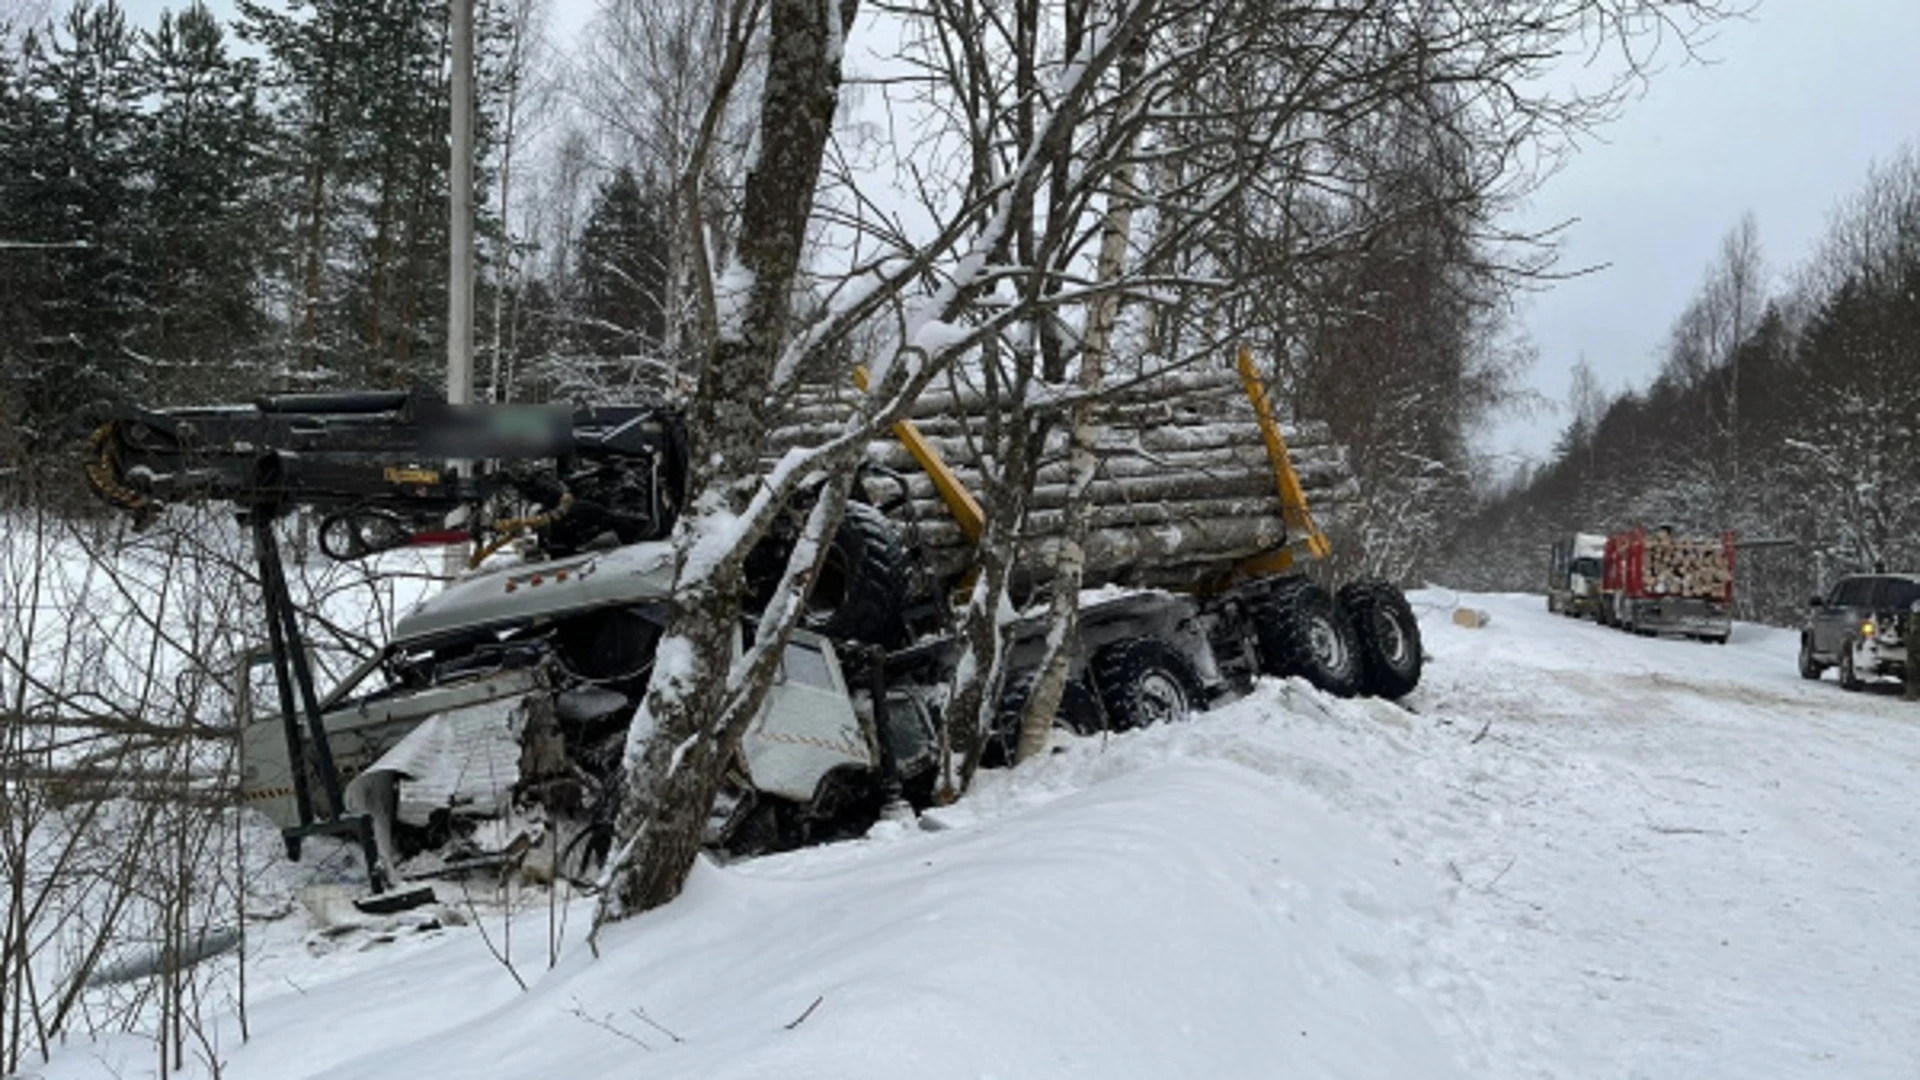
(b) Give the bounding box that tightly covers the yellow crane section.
[854,365,985,544]
[1232,345,1331,578]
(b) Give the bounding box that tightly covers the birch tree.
[596,0,1176,919]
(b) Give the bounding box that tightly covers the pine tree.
[133,1,274,399]
[345,0,453,382]
[0,28,46,446]
[5,1,144,441]
[242,0,502,388]
[573,166,667,369]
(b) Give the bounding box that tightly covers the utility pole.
[447,0,475,406]
[445,0,475,580]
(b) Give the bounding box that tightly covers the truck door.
[742,633,872,803]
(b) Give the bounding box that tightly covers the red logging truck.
[1600,527,1736,643]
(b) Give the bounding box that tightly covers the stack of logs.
[1642,533,1733,599]
[766,368,1355,591]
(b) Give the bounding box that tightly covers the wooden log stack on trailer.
[766,366,1356,593]
[759,349,1425,705]
[1640,529,1735,599]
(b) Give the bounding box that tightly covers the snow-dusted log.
[906,495,1325,546]
[771,390,1356,594]
[770,403,1337,451]
[910,514,1297,589]
[880,473,1341,522]
[781,366,1256,424]
[860,443,1346,489]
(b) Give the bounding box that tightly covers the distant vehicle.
[1547,533,1608,618]
[1800,572,1920,690]
[1600,526,1735,642]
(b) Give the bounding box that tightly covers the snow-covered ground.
[32,589,1920,1079]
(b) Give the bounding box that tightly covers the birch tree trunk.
[1015,37,1145,762]
[599,0,856,923]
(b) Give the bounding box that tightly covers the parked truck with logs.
[1600,526,1735,642]
[84,348,1422,897]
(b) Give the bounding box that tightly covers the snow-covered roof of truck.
[392,540,676,646]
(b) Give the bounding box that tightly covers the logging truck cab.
[1547,533,1607,618]
[233,538,1225,874]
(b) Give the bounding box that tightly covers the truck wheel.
[1092,638,1203,731]
[1336,581,1424,700]
[1798,635,1824,680]
[983,676,1104,768]
[1839,643,1864,692]
[1248,580,1363,697]
[805,501,911,647]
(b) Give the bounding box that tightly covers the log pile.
[1643,534,1732,599]
[767,367,1355,591]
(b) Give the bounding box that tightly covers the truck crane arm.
[84,387,690,562]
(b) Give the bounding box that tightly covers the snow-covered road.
[35,589,1920,1079]
[1404,591,1920,1078]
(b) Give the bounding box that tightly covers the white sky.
[1492,0,1920,470]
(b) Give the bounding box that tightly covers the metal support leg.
[254,516,317,854]
[250,513,389,892]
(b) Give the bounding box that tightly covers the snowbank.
[32,588,1920,1079]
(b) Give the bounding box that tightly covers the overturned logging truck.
[83,348,1422,895]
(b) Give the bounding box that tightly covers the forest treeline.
[1443,148,1920,623]
[0,0,671,447]
[0,0,1538,583]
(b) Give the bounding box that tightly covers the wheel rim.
[1372,609,1410,668]
[1309,614,1348,673]
[1134,670,1189,726]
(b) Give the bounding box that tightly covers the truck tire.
[983,675,1104,768]
[1798,635,1824,680]
[804,501,911,648]
[1247,580,1362,697]
[1092,638,1203,732]
[1839,643,1863,692]
[1336,581,1423,700]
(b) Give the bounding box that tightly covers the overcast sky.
[1492,0,1920,471]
